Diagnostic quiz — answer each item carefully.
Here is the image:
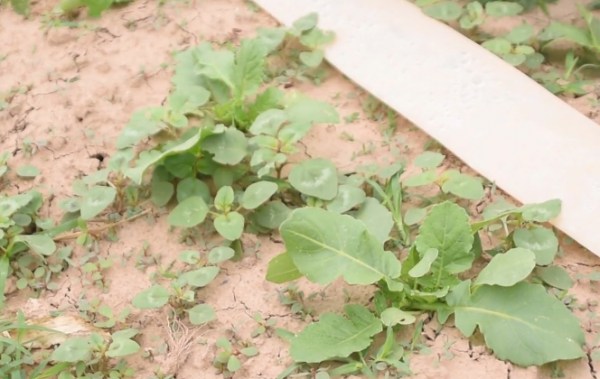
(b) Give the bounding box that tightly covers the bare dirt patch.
[1,1,600,379]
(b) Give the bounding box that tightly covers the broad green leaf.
[124,127,210,184]
[485,1,524,16]
[326,185,366,214]
[168,196,209,228]
[195,42,235,89]
[171,47,204,90]
[176,177,211,204]
[449,281,585,366]
[403,170,436,187]
[502,53,526,66]
[248,87,285,119]
[17,165,40,178]
[404,207,427,226]
[201,127,248,165]
[187,304,217,325]
[524,52,544,69]
[255,201,291,229]
[299,28,335,49]
[415,201,474,276]
[423,1,462,20]
[80,186,116,220]
[83,168,110,185]
[289,158,338,201]
[505,23,535,44]
[442,173,484,200]
[215,186,235,211]
[182,266,220,287]
[285,95,340,125]
[116,107,166,149]
[299,49,324,67]
[132,285,170,309]
[354,198,394,244]
[178,250,200,264]
[281,208,401,285]
[242,181,278,210]
[539,266,573,290]
[290,304,382,363]
[0,198,20,218]
[50,337,90,362]
[292,12,318,32]
[163,153,196,178]
[256,27,286,53]
[241,346,259,357]
[249,109,287,136]
[520,199,561,222]
[408,248,438,278]
[111,329,139,341]
[228,355,241,372]
[266,251,303,284]
[233,38,268,98]
[208,246,235,264]
[168,86,210,113]
[512,228,558,265]
[482,38,512,55]
[214,212,244,240]
[537,22,592,47]
[381,307,416,326]
[474,248,536,287]
[151,181,174,207]
[106,338,140,358]
[413,151,445,169]
[16,235,56,256]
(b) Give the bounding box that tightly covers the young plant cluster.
[265,153,584,377]
[417,0,600,97]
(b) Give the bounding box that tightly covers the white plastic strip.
[253,0,600,256]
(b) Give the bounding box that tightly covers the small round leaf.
[106,338,140,358]
[17,165,41,178]
[80,186,117,220]
[423,1,462,20]
[242,181,278,210]
[214,212,245,240]
[168,196,209,228]
[132,285,170,309]
[187,304,217,325]
[208,246,235,264]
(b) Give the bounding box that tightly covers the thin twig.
[53,208,152,242]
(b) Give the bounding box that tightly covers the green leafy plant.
[58,0,134,19]
[251,312,277,338]
[110,14,338,261]
[421,1,524,28]
[531,51,595,95]
[266,154,585,376]
[212,336,259,378]
[482,23,544,67]
[48,328,140,378]
[0,186,69,308]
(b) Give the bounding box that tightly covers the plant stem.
[53,209,152,242]
[408,302,448,313]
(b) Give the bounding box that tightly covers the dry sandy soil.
[2,0,600,378]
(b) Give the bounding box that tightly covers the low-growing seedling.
[276,282,314,319]
[213,336,259,378]
[251,312,277,338]
[421,1,524,31]
[48,328,140,378]
[531,51,595,96]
